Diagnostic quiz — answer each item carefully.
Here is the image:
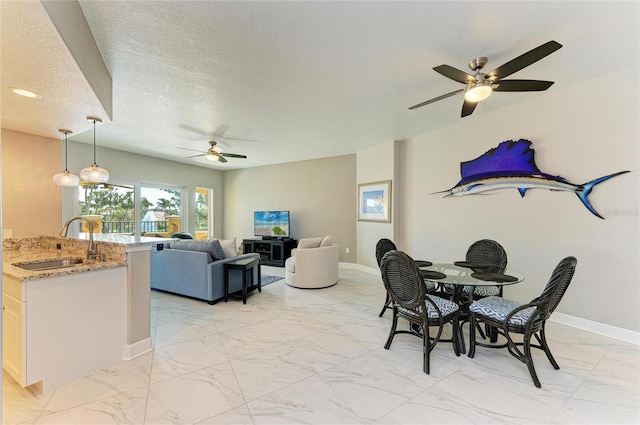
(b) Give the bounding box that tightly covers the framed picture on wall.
[358,180,391,222]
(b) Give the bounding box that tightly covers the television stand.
[242,238,297,267]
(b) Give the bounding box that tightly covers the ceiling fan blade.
[433,65,476,84]
[461,100,478,117]
[220,152,247,159]
[186,153,206,158]
[493,79,555,92]
[177,146,206,153]
[409,88,464,110]
[218,156,228,163]
[486,40,562,80]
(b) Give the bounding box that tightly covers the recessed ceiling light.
[9,87,41,98]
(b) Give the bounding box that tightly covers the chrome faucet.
[59,216,99,260]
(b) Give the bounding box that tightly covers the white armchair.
[285,236,339,288]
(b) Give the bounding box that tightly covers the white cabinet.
[2,291,25,384]
[2,267,127,393]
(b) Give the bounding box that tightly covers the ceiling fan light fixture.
[80,116,110,183]
[53,129,80,187]
[464,82,492,103]
[206,151,219,161]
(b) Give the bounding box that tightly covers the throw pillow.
[210,240,225,260]
[219,237,237,258]
[298,237,322,249]
[320,235,333,247]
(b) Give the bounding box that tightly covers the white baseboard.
[123,337,154,360]
[550,312,640,346]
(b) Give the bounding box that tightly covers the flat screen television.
[254,210,290,238]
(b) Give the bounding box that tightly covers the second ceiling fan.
[178,140,247,163]
[409,40,562,117]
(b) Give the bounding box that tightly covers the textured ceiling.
[2,1,638,170]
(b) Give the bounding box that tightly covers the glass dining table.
[419,261,524,354]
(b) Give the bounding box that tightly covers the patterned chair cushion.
[443,284,500,297]
[469,296,535,326]
[398,294,459,320]
[473,285,500,297]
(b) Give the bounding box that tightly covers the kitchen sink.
[13,258,85,271]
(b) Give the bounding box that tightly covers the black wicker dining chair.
[467,256,577,388]
[376,239,438,317]
[444,239,508,300]
[376,239,397,317]
[380,250,461,374]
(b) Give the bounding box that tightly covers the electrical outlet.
[345,247,350,254]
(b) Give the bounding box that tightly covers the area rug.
[261,275,284,287]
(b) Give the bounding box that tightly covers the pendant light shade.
[53,129,80,187]
[80,116,109,183]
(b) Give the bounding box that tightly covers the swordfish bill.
[435,139,630,219]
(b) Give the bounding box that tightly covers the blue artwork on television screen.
[254,211,290,237]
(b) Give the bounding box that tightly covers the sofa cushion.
[170,240,224,261]
[320,235,333,247]
[298,237,323,249]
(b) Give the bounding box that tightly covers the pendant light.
[80,116,109,183]
[53,129,80,187]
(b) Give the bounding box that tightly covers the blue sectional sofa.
[150,238,260,304]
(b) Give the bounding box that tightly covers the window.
[79,183,135,234]
[195,187,213,239]
[76,182,184,236]
[140,185,182,236]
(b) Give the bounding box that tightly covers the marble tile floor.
[3,266,639,424]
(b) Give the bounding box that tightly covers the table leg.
[453,285,467,354]
[258,262,262,293]
[224,268,230,302]
[242,268,247,305]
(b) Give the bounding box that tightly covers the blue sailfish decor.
[437,139,629,219]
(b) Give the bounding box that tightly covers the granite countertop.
[3,234,173,282]
[2,235,133,282]
[74,233,172,246]
[3,249,127,282]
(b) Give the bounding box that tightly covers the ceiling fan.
[178,140,247,163]
[409,40,562,117]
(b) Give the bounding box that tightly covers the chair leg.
[467,312,477,358]
[476,322,487,340]
[523,333,541,388]
[384,309,398,350]
[423,321,430,374]
[538,324,560,370]
[452,316,461,357]
[378,293,391,317]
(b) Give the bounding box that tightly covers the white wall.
[2,130,62,237]
[357,142,394,268]
[224,155,357,262]
[404,67,639,332]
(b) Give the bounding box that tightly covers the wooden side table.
[224,257,261,304]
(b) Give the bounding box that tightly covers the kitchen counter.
[2,234,169,282]
[3,251,126,282]
[2,233,165,378]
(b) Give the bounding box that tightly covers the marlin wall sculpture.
[437,139,629,219]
